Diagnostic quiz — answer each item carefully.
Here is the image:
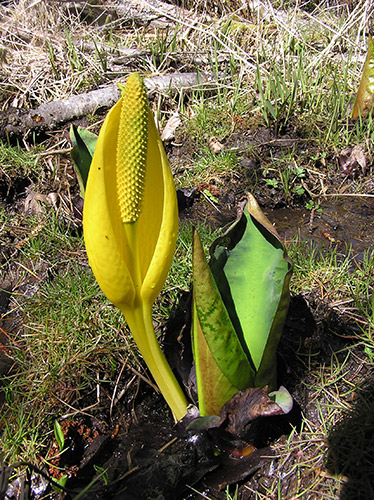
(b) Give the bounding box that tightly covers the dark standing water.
[267,196,374,255]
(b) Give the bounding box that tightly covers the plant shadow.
[326,377,374,499]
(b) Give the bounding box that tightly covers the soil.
[1,106,374,500]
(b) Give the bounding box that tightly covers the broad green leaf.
[192,302,240,416]
[193,230,255,390]
[70,125,98,197]
[351,34,374,119]
[210,194,292,390]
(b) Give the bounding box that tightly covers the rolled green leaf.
[210,194,292,391]
[70,125,98,197]
[193,193,292,416]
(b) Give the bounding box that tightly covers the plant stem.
[123,304,188,421]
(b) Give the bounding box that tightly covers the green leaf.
[93,465,108,485]
[192,230,255,416]
[186,414,221,431]
[52,474,67,493]
[192,194,292,416]
[54,420,65,453]
[351,34,374,119]
[70,125,98,197]
[265,100,277,120]
[210,194,292,390]
[192,302,239,416]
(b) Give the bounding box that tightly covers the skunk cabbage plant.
[78,72,291,425]
[192,194,292,416]
[83,73,188,420]
[351,34,374,119]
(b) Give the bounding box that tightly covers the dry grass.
[0,0,372,109]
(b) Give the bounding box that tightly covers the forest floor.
[1,1,374,499]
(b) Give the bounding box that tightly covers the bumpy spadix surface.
[116,76,148,223]
[83,73,179,311]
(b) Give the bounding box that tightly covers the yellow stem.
[123,304,188,421]
[124,222,142,303]
[122,214,187,420]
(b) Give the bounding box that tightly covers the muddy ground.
[1,104,374,499]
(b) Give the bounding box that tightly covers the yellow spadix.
[83,73,188,420]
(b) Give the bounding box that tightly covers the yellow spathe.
[83,73,187,420]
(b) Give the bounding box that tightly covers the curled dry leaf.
[161,112,181,142]
[338,144,366,176]
[24,189,48,214]
[219,386,284,437]
[47,192,59,209]
[208,136,224,153]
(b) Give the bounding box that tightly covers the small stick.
[309,207,315,233]
[320,193,374,198]
[110,358,128,417]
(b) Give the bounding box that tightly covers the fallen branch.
[112,0,198,27]
[0,72,216,140]
[320,193,374,198]
[63,0,196,28]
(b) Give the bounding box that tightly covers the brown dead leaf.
[338,144,366,176]
[24,189,48,214]
[47,192,59,209]
[161,112,181,142]
[219,386,283,437]
[352,144,367,175]
[208,136,224,153]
